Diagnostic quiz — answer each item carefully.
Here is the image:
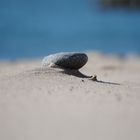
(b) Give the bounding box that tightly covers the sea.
[0,0,140,59]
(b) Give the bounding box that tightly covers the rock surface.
[42,52,88,70]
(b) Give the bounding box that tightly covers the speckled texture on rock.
[42,52,88,70]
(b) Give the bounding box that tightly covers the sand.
[0,52,140,140]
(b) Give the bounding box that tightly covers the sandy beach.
[0,52,140,140]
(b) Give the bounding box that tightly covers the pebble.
[42,52,88,70]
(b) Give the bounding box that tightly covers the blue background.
[0,0,140,59]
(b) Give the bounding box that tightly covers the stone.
[42,52,88,70]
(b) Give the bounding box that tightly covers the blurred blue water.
[0,0,140,59]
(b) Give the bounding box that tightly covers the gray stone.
[42,52,88,70]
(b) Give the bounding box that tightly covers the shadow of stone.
[60,69,92,78]
[32,67,121,86]
[60,69,121,86]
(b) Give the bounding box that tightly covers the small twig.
[90,75,98,81]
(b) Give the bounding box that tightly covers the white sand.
[0,53,140,140]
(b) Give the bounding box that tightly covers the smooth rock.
[42,52,88,70]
